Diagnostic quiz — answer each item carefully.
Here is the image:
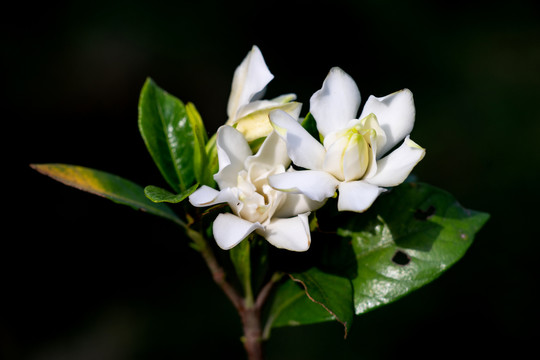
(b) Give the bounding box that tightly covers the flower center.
[235,163,286,224]
[322,113,380,182]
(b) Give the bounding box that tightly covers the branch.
[255,272,283,310]
[186,228,244,311]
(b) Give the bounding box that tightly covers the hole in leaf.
[414,205,436,220]
[392,250,411,266]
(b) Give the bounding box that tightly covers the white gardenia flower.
[225,45,302,142]
[189,125,323,251]
[268,67,426,212]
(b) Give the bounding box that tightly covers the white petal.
[342,133,370,182]
[359,89,415,157]
[214,125,252,189]
[245,131,290,169]
[365,136,426,187]
[213,213,263,250]
[321,133,346,181]
[226,45,274,122]
[337,181,386,212]
[234,101,302,142]
[189,186,243,213]
[258,213,311,252]
[270,109,326,170]
[362,127,379,179]
[236,97,301,120]
[273,193,325,218]
[310,67,361,137]
[188,185,221,206]
[360,113,387,159]
[268,170,339,202]
[270,93,297,103]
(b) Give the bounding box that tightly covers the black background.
[7,0,539,359]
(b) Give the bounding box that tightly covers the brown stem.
[240,306,264,360]
[187,228,283,360]
[255,272,282,310]
[187,228,243,311]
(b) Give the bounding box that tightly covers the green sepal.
[230,236,253,305]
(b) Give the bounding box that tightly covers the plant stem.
[186,228,283,360]
[240,272,282,360]
[240,305,264,360]
[186,228,243,311]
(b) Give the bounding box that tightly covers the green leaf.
[185,102,208,143]
[138,78,201,193]
[186,102,213,186]
[264,182,488,337]
[265,268,354,338]
[301,112,322,143]
[337,182,490,315]
[205,132,218,187]
[263,276,333,339]
[144,183,199,203]
[31,163,182,225]
[247,136,266,153]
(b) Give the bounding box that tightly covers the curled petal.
[310,67,361,137]
[227,45,274,122]
[245,129,291,170]
[213,213,263,250]
[269,93,297,104]
[360,113,387,159]
[188,185,221,206]
[362,123,379,180]
[235,94,299,119]
[214,125,252,189]
[234,101,302,143]
[273,193,325,218]
[258,213,311,252]
[366,136,426,187]
[269,170,340,202]
[342,133,370,182]
[359,89,415,158]
[270,109,326,170]
[337,181,386,212]
[189,186,242,214]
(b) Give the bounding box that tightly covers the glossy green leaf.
[144,183,198,203]
[247,136,266,153]
[185,102,207,143]
[264,182,488,336]
[265,268,354,338]
[185,102,213,186]
[31,163,182,225]
[301,112,321,142]
[263,276,333,339]
[138,78,200,193]
[205,133,218,187]
[337,182,490,315]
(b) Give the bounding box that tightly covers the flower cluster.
[189,46,425,252]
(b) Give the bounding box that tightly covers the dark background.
[7,0,539,359]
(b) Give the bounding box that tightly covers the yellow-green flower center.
[323,114,381,182]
